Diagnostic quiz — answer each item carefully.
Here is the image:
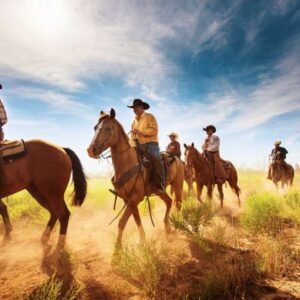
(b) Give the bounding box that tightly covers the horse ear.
[184,143,188,149]
[110,108,116,118]
[191,142,194,148]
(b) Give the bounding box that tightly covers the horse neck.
[191,150,207,171]
[110,123,138,178]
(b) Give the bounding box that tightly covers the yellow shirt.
[130,112,158,146]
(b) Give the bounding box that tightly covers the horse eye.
[94,125,97,131]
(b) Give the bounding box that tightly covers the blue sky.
[1,0,300,174]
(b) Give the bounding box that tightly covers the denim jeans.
[139,142,165,187]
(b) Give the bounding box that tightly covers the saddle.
[0,140,26,162]
[111,149,175,195]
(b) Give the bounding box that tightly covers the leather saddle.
[0,140,26,162]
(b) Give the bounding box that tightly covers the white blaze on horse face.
[91,121,103,148]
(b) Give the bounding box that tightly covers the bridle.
[94,120,131,158]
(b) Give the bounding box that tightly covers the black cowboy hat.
[203,125,216,133]
[127,98,150,110]
[0,83,2,89]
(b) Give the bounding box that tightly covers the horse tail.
[64,148,87,206]
[227,164,241,195]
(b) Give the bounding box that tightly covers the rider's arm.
[142,114,158,137]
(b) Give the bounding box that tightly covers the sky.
[1,0,300,175]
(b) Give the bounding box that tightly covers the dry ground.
[0,174,299,299]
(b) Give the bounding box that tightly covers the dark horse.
[184,143,241,207]
[87,109,184,248]
[270,155,294,188]
[0,140,87,252]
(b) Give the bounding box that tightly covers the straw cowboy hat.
[274,140,282,146]
[203,125,216,133]
[167,132,178,139]
[127,99,150,110]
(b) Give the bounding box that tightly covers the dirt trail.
[0,191,299,299]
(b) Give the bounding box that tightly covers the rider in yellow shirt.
[128,99,165,192]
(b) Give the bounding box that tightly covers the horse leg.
[217,183,224,208]
[197,183,204,202]
[207,184,213,200]
[158,193,172,234]
[54,201,70,253]
[171,181,182,210]
[230,183,241,207]
[27,185,58,246]
[132,205,145,245]
[116,205,133,249]
[0,199,13,237]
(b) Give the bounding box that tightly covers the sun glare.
[29,0,68,36]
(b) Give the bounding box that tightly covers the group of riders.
[0,84,291,190]
[120,98,291,193]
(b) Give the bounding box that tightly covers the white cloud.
[8,87,94,119]
[0,0,235,94]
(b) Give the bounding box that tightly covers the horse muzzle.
[87,144,101,159]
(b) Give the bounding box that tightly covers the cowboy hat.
[203,125,216,133]
[127,98,150,110]
[167,132,178,139]
[0,83,2,89]
[274,140,282,146]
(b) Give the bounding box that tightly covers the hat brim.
[127,103,150,110]
[203,127,216,133]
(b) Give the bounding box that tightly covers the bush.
[255,235,300,279]
[240,192,284,236]
[114,238,172,298]
[27,276,81,300]
[170,198,216,253]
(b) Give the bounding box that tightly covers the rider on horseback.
[202,125,227,184]
[128,99,165,193]
[267,140,288,180]
[166,132,181,159]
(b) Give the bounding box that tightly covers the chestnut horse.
[0,140,87,252]
[87,109,184,248]
[184,143,241,207]
[270,159,294,189]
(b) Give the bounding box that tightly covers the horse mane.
[113,118,130,145]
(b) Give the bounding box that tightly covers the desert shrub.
[170,198,216,252]
[240,192,284,236]
[27,276,81,300]
[181,251,260,300]
[255,235,300,279]
[114,238,172,298]
[282,190,300,225]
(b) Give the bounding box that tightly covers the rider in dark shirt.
[166,132,181,159]
[267,141,288,179]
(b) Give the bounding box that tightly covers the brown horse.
[0,140,87,252]
[87,109,184,248]
[184,143,241,207]
[270,159,294,188]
